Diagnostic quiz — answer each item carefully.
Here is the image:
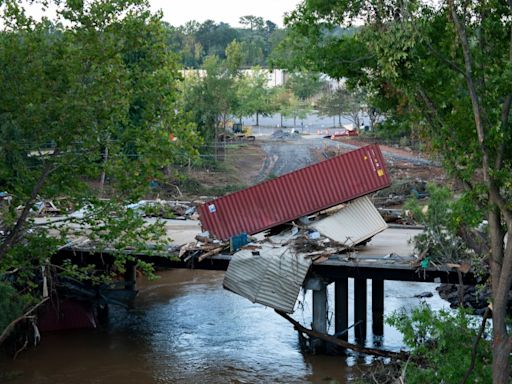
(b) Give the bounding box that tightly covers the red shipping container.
[198,144,390,240]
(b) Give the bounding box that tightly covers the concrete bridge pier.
[307,276,385,351]
[334,278,349,341]
[305,277,328,352]
[312,284,328,335]
[333,277,385,345]
[354,278,367,342]
[124,262,137,291]
[372,279,384,337]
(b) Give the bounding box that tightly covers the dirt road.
[255,135,442,184]
[256,137,327,182]
[181,134,445,200]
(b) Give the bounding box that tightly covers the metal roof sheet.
[199,144,390,240]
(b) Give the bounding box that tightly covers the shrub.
[387,304,493,383]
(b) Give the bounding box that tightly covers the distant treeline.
[163,16,286,68]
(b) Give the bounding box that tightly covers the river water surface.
[0,269,448,383]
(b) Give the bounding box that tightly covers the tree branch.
[0,297,49,346]
[448,1,512,222]
[448,1,485,146]
[496,230,512,311]
[399,0,465,76]
[460,306,492,384]
[497,94,511,169]
[275,309,409,360]
[416,88,444,129]
[0,158,59,261]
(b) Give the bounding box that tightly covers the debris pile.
[200,196,387,313]
[178,231,229,263]
[193,145,393,313]
[372,180,428,208]
[126,200,198,220]
[31,200,61,216]
[271,129,300,140]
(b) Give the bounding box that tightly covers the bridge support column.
[334,277,349,341]
[305,277,328,352]
[312,283,327,335]
[124,262,137,291]
[354,278,367,342]
[372,279,384,337]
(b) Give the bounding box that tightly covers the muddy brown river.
[0,270,447,383]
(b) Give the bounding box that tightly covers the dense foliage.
[164,16,286,68]
[387,305,493,383]
[405,185,486,266]
[285,0,512,381]
[0,0,200,346]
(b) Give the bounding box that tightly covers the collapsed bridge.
[54,144,475,347]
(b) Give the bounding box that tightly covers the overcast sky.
[149,0,302,28]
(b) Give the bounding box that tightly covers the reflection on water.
[0,270,448,384]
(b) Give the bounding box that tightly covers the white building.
[180,68,289,88]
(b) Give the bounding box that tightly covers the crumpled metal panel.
[223,244,312,313]
[199,144,390,240]
[311,195,388,247]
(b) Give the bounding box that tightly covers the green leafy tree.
[238,15,269,66]
[285,1,512,381]
[405,185,486,267]
[181,42,242,152]
[387,304,493,383]
[284,94,311,129]
[164,22,203,68]
[0,0,199,345]
[163,17,285,68]
[317,86,364,129]
[195,20,239,59]
[286,71,325,101]
[236,68,275,126]
[239,15,265,32]
[271,87,293,128]
[225,40,244,75]
[317,87,346,127]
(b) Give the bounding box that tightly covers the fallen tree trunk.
[275,309,409,360]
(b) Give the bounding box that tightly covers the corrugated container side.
[223,246,312,313]
[199,144,390,240]
[311,196,388,247]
